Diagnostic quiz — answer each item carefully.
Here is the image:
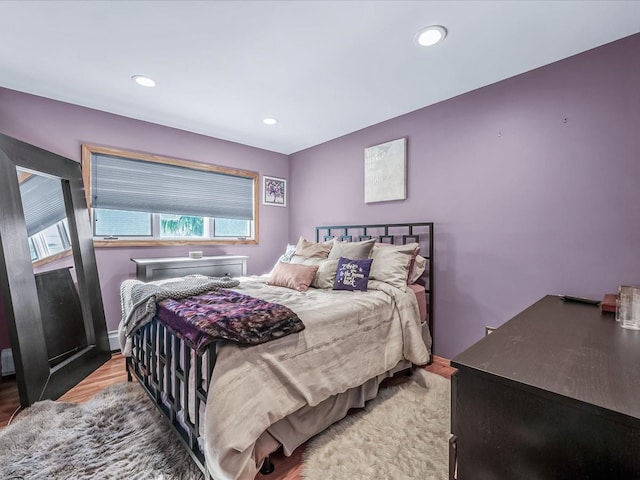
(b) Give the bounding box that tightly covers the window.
[214,218,251,238]
[160,214,205,238]
[30,219,71,261]
[18,169,72,264]
[29,238,38,261]
[94,209,152,237]
[81,145,259,246]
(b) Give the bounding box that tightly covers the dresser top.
[452,295,640,421]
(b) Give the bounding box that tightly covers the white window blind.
[20,175,67,237]
[90,154,254,220]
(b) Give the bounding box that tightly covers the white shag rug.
[0,382,203,480]
[301,369,450,480]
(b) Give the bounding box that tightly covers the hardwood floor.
[58,353,128,403]
[0,354,128,428]
[0,353,456,479]
[0,374,21,428]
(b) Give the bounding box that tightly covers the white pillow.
[368,243,418,290]
[269,243,296,275]
[279,243,296,263]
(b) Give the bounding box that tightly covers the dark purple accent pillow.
[333,257,373,292]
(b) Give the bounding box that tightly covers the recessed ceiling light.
[263,118,278,125]
[132,75,156,87]
[416,25,447,47]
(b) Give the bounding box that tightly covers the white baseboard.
[1,348,15,376]
[108,330,120,352]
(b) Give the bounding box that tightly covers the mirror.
[0,133,110,406]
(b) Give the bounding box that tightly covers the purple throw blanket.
[155,289,304,354]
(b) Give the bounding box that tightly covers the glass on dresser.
[617,285,640,330]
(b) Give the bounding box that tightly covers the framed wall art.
[263,175,286,207]
[364,137,406,203]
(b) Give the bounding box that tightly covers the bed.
[120,222,434,480]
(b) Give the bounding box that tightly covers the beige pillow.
[327,237,376,260]
[268,262,319,292]
[294,236,333,258]
[290,255,339,289]
[409,254,427,284]
[369,243,419,290]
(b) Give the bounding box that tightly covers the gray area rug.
[0,382,203,480]
[301,369,450,480]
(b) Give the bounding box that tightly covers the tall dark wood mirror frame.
[0,133,110,406]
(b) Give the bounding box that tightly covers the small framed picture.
[263,175,286,207]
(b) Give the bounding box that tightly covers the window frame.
[81,144,260,247]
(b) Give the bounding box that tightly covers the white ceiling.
[1,1,639,155]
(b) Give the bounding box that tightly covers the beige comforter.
[203,275,430,480]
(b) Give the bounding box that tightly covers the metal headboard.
[315,222,434,355]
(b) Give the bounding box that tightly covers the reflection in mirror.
[17,168,87,368]
[17,168,72,267]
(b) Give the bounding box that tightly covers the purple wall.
[290,33,640,359]
[0,88,290,337]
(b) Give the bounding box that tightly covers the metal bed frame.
[127,319,220,478]
[126,221,434,479]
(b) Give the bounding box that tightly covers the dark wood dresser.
[450,295,640,480]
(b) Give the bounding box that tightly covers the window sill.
[93,238,258,248]
[32,248,73,268]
